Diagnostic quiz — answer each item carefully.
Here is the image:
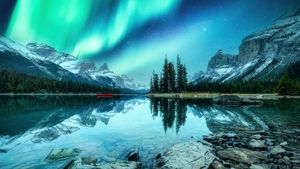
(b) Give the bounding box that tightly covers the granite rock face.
[155,141,215,169]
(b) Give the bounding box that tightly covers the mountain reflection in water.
[0,96,299,169]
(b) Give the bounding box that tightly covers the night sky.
[1,0,300,84]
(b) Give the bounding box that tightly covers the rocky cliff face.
[194,8,300,83]
[207,50,237,70]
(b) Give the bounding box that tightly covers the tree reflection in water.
[150,98,187,133]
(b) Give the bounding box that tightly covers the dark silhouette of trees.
[150,98,187,133]
[150,55,188,93]
[276,73,299,95]
[0,69,120,93]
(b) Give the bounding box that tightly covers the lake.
[0,96,299,168]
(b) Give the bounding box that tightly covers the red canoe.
[96,93,113,97]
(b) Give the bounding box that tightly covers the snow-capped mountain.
[26,42,147,91]
[0,37,147,91]
[193,8,300,83]
[0,37,86,82]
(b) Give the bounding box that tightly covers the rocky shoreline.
[203,128,300,169]
[44,127,300,169]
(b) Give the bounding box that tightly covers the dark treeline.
[0,70,120,93]
[189,74,300,95]
[150,56,188,93]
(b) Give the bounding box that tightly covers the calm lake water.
[0,96,299,169]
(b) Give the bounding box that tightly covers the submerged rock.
[62,160,141,169]
[155,141,215,169]
[45,148,81,161]
[217,147,265,165]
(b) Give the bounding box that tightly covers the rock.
[251,134,262,140]
[217,148,265,165]
[155,141,215,169]
[291,159,300,164]
[212,95,263,105]
[45,148,81,161]
[250,164,265,169]
[0,149,7,153]
[270,145,286,156]
[81,156,97,165]
[249,139,266,149]
[97,161,141,169]
[280,141,288,146]
[126,151,139,161]
[63,160,141,169]
[210,160,226,169]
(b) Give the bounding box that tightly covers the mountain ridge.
[193,7,300,83]
[0,37,147,92]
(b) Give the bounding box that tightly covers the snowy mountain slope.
[0,37,86,82]
[0,37,147,91]
[193,8,300,83]
[27,43,147,91]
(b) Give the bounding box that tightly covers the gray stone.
[280,141,288,146]
[251,134,262,140]
[210,160,226,169]
[217,148,265,165]
[155,141,215,169]
[270,145,286,156]
[81,156,97,165]
[249,139,266,149]
[45,148,81,161]
[250,164,265,169]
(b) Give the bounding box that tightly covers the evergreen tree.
[168,62,176,92]
[150,75,153,93]
[182,65,188,92]
[153,72,159,92]
[176,56,183,92]
[162,57,169,93]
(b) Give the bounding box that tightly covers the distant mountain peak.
[99,63,109,71]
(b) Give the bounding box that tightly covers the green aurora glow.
[6,0,180,58]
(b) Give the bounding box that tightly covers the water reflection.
[150,98,187,133]
[0,96,299,169]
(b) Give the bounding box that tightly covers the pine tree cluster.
[150,56,188,93]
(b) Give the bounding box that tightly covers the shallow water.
[0,96,299,169]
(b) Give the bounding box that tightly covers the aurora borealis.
[1,0,300,84]
[6,0,180,58]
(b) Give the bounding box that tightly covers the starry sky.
[1,0,300,85]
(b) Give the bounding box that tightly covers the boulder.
[217,148,265,165]
[155,141,215,169]
[45,148,81,161]
[126,150,139,161]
